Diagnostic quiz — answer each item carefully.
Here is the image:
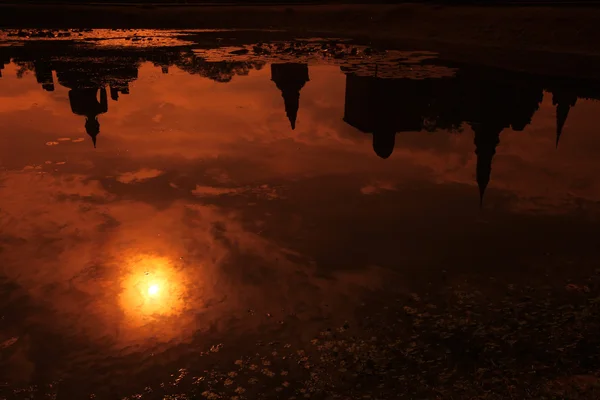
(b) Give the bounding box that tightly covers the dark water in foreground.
[1,35,600,399]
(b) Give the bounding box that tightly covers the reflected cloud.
[192,185,240,197]
[116,168,164,184]
[360,181,396,195]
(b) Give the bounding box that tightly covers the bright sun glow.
[119,255,188,324]
[148,284,160,296]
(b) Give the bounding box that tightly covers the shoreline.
[2,4,600,79]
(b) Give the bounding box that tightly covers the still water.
[1,34,600,399]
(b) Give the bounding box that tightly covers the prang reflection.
[2,42,600,204]
[271,63,309,130]
[341,67,598,202]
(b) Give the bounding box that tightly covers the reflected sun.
[119,254,188,324]
[148,283,160,297]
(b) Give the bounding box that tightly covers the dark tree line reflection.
[1,43,598,203]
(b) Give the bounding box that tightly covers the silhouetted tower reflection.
[271,63,309,130]
[107,65,137,101]
[471,122,502,207]
[458,69,543,206]
[109,82,130,101]
[69,87,107,148]
[146,47,182,75]
[0,53,11,79]
[55,56,138,148]
[507,85,543,132]
[343,74,428,159]
[33,60,54,91]
[551,89,577,147]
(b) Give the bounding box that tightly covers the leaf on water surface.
[200,391,219,399]
[566,283,590,292]
[234,386,245,394]
[261,368,275,377]
[210,343,223,353]
[0,336,18,349]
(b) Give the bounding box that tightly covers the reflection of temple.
[68,88,108,148]
[0,52,10,78]
[1,44,271,148]
[343,74,431,159]
[175,53,265,83]
[106,66,138,101]
[342,68,545,203]
[270,63,309,130]
[549,85,578,147]
[459,72,543,204]
[145,48,183,75]
[33,59,54,91]
[56,61,137,148]
[3,41,600,204]
[471,122,502,206]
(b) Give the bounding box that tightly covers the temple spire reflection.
[472,122,503,207]
[0,56,10,79]
[552,90,577,148]
[372,130,396,159]
[69,87,108,148]
[33,60,54,91]
[271,63,309,130]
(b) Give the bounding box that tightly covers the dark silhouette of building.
[550,88,578,148]
[53,57,138,148]
[471,122,502,206]
[105,64,138,101]
[505,84,544,132]
[33,60,54,91]
[0,46,13,79]
[69,87,108,148]
[457,70,543,205]
[145,48,184,75]
[341,66,547,204]
[176,53,265,83]
[270,63,309,130]
[0,54,10,79]
[108,78,131,100]
[343,73,430,159]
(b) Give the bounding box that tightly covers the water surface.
[1,35,600,399]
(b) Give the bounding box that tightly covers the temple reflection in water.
[1,42,599,204]
[271,63,309,130]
